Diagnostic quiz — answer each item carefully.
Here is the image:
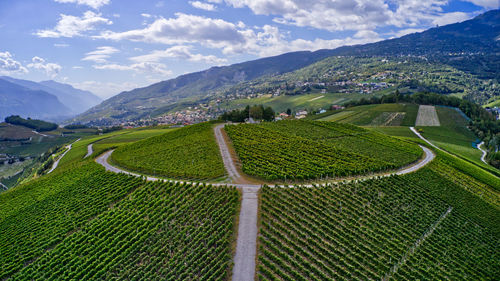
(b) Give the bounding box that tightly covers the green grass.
[1,135,76,157]
[111,122,225,180]
[225,120,422,181]
[484,98,500,108]
[318,103,418,126]
[367,126,419,139]
[418,106,499,174]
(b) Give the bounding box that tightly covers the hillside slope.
[73,10,499,125]
[0,76,101,115]
[0,79,71,121]
[72,50,338,124]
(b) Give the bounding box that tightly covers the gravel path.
[478,141,488,164]
[415,105,440,126]
[214,124,243,182]
[84,144,93,158]
[232,187,259,281]
[47,138,80,174]
[95,126,436,281]
[410,127,440,150]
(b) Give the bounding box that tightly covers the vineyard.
[225,120,422,181]
[258,170,499,280]
[111,122,225,180]
[11,181,239,280]
[0,162,144,279]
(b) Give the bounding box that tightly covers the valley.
[0,6,499,281]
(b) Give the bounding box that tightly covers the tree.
[286,108,292,115]
[249,105,263,120]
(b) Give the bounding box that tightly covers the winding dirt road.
[95,124,436,281]
[47,138,80,174]
[478,141,488,164]
[84,144,93,158]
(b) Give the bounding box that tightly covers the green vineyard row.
[111,122,225,180]
[0,162,144,279]
[12,181,239,280]
[225,120,422,181]
[258,170,499,280]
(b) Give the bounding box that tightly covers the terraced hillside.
[225,120,422,181]
[111,122,225,180]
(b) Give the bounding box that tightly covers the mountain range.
[71,9,499,125]
[0,77,101,122]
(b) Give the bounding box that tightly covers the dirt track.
[95,125,436,281]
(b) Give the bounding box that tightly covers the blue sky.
[0,0,498,99]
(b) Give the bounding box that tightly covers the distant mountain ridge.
[73,9,500,125]
[0,79,71,121]
[0,76,102,115]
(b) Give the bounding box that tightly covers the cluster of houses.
[151,108,224,126]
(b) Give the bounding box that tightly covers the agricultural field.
[318,103,418,126]
[417,106,499,174]
[111,122,225,180]
[0,162,144,279]
[257,160,499,280]
[415,105,440,126]
[0,160,239,280]
[225,120,422,181]
[224,92,384,114]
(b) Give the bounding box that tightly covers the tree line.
[220,105,275,122]
[4,115,58,132]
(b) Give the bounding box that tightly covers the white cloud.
[432,12,472,26]
[82,46,119,63]
[96,12,385,57]
[54,0,110,9]
[190,1,217,11]
[96,13,245,49]
[141,13,152,18]
[130,45,227,64]
[220,0,477,32]
[464,0,500,9]
[246,25,383,57]
[27,56,62,78]
[35,11,112,38]
[393,28,425,38]
[54,43,70,47]
[0,51,28,75]
[93,62,172,76]
[223,0,393,31]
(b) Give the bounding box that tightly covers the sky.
[0,0,498,99]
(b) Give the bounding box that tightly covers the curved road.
[84,144,93,158]
[47,138,80,174]
[478,141,488,164]
[95,125,436,281]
